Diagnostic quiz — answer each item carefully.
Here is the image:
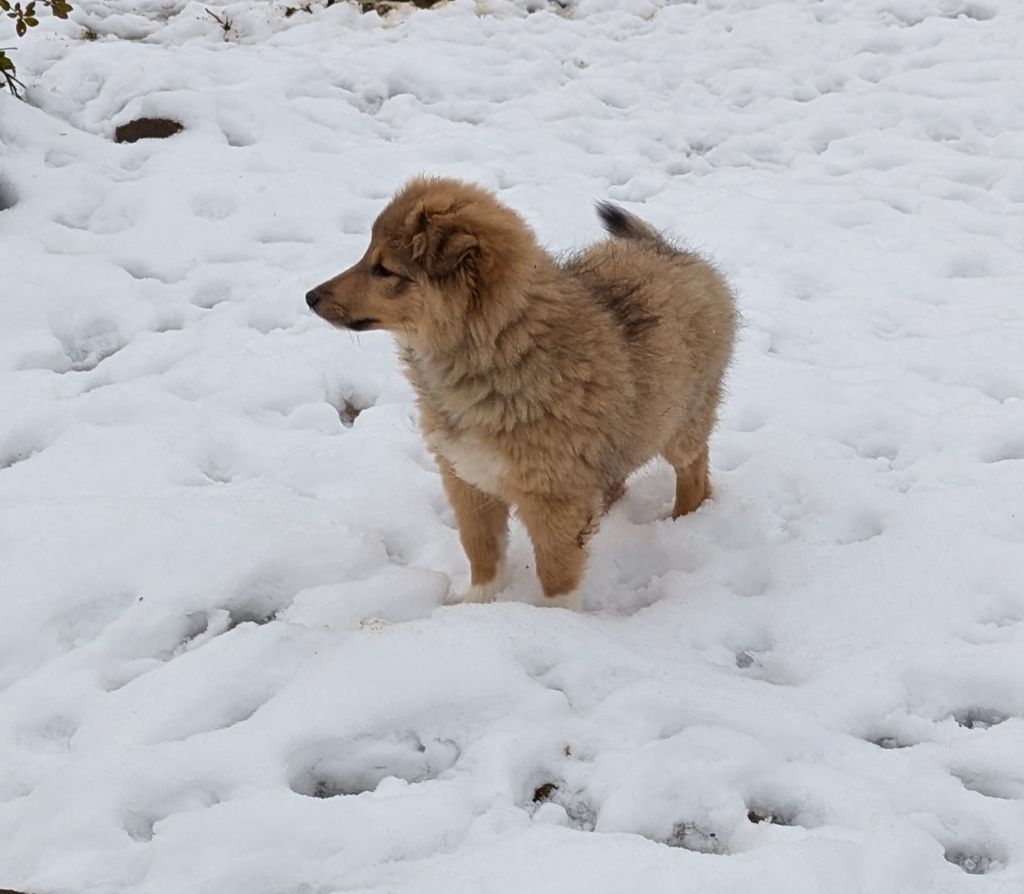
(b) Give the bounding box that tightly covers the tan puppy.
[307,178,737,609]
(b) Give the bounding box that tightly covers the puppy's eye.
[371,263,394,278]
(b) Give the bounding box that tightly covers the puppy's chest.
[406,355,514,495]
[427,430,508,495]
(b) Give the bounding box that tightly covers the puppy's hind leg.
[440,462,509,603]
[663,439,711,519]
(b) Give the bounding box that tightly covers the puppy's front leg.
[439,461,509,603]
[517,494,600,610]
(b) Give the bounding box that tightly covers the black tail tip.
[595,201,632,238]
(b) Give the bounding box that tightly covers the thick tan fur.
[307,178,737,606]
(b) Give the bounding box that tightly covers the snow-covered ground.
[2,0,1023,891]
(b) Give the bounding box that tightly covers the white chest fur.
[428,432,507,496]
[408,352,509,496]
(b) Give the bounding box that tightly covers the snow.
[2,0,1023,892]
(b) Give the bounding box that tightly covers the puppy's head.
[306,178,535,343]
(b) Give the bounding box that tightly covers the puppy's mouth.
[316,309,381,331]
[346,318,379,332]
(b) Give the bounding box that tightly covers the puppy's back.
[574,203,736,369]
[568,204,737,458]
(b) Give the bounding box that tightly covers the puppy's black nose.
[306,287,324,309]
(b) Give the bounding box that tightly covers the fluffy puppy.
[307,178,737,608]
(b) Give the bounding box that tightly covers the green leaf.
[15,18,25,35]
[0,1,10,11]
[25,14,37,24]
[0,52,13,71]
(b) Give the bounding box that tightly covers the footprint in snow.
[191,192,238,221]
[52,321,126,373]
[952,769,1024,801]
[288,733,459,799]
[49,590,137,648]
[951,708,1010,730]
[0,177,19,211]
[945,848,1002,876]
[863,705,1012,749]
[529,780,598,832]
[123,786,221,843]
[0,433,44,472]
[100,607,243,692]
[664,820,728,855]
[118,260,184,284]
[981,438,1024,465]
[746,805,800,827]
[190,280,235,309]
[868,734,917,750]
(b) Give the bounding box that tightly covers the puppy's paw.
[448,563,507,605]
[461,580,503,604]
[540,591,583,612]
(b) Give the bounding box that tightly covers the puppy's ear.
[408,207,479,278]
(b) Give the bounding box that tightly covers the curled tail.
[595,201,668,247]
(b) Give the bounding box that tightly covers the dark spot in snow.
[747,807,795,826]
[533,782,558,803]
[309,779,348,799]
[735,650,755,669]
[665,821,727,854]
[869,735,914,750]
[953,708,1009,730]
[338,400,363,427]
[226,604,278,629]
[525,777,596,830]
[114,118,184,144]
[359,0,442,13]
[945,849,996,875]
